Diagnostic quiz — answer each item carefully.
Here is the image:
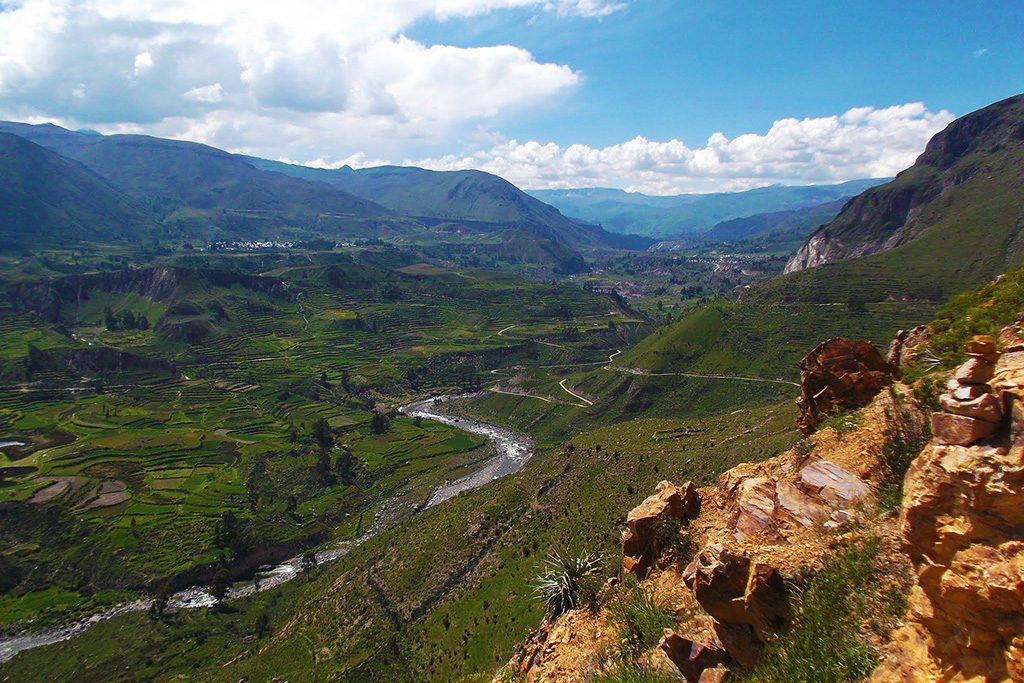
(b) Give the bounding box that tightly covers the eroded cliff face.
[9,266,285,323]
[784,93,1024,274]
[505,383,906,683]
[505,329,1024,683]
[872,348,1024,682]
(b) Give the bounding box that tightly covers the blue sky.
[0,0,1020,192]
[411,1,1022,147]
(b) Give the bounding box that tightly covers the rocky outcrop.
[621,480,700,576]
[722,458,868,542]
[872,339,1024,682]
[683,544,790,667]
[10,266,285,324]
[506,379,898,683]
[785,93,1024,273]
[658,632,729,682]
[796,337,895,435]
[887,325,931,370]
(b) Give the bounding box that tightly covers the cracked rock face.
[873,339,1024,682]
[723,458,868,542]
[796,338,895,435]
[621,480,699,576]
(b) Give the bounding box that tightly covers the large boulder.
[796,338,895,435]
[683,544,790,667]
[621,480,699,576]
[720,459,867,542]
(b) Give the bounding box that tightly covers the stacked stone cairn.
[931,335,1004,445]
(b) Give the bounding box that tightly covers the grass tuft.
[742,539,882,683]
[607,579,675,663]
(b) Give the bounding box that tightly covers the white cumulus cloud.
[0,0,617,146]
[0,2,958,194]
[413,103,956,194]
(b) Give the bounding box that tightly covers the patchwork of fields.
[0,256,638,630]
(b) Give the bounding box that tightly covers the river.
[0,394,533,664]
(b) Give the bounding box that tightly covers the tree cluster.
[104,306,150,331]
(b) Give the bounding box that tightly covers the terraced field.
[0,258,637,630]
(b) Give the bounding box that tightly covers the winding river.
[0,394,533,664]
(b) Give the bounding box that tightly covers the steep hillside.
[0,133,146,247]
[506,272,1024,683]
[531,179,885,238]
[0,122,399,240]
[786,93,1024,274]
[0,121,650,255]
[703,198,846,246]
[245,158,649,251]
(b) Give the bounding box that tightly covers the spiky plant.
[534,550,603,618]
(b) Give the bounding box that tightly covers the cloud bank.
[0,0,619,153]
[415,103,955,194]
[0,1,954,194]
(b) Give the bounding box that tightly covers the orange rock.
[684,544,789,667]
[698,667,730,683]
[888,325,931,369]
[621,480,699,576]
[965,335,998,356]
[954,357,996,385]
[872,437,1024,682]
[796,338,895,435]
[797,459,869,505]
[659,632,728,682]
[998,325,1024,352]
[732,477,776,542]
[939,392,1004,423]
[774,480,830,528]
[930,412,997,445]
[952,383,990,400]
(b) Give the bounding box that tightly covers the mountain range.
[0,122,647,263]
[529,178,887,238]
[0,132,148,246]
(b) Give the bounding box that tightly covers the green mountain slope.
[619,95,1024,386]
[785,93,1024,277]
[0,133,147,247]
[703,198,846,246]
[244,158,651,251]
[530,179,886,238]
[0,122,400,240]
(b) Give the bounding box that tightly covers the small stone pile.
[931,335,1004,445]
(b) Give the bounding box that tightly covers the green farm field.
[0,251,639,631]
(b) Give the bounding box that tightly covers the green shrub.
[652,514,693,566]
[742,540,881,683]
[608,582,675,663]
[817,408,862,434]
[877,388,931,513]
[534,551,603,619]
[924,265,1024,368]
